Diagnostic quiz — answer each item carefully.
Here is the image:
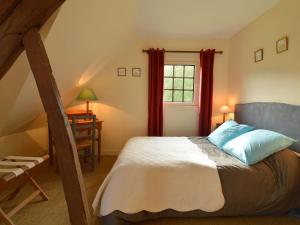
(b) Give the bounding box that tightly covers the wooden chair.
[0,155,49,225]
[71,114,96,171]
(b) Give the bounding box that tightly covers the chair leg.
[91,147,95,171]
[0,208,15,225]
[91,156,95,171]
[97,134,101,163]
[84,149,88,164]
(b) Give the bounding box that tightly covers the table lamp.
[220,105,230,123]
[76,88,98,114]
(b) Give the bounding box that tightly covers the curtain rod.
[142,49,223,54]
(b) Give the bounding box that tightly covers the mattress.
[100,137,300,225]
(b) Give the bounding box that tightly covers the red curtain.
[148,48,165,136]
[198,49,215,136]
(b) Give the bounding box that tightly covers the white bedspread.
[92,137,225,216]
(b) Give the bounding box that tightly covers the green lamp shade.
[76,88,98,101]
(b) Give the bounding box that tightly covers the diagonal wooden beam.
[0,0,65,80]
[0,0,21,25]
[22,28,91,225]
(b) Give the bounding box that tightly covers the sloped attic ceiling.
[137,0,280,38]
[0,0,137,136]
[0,0,279,137]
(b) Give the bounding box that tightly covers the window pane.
[163,64,196,103]
[164,65,173,77]
[174,78,183,89]
[174,65,184,77]
[185,66,194,77]
[184,78,194,90]
[184,91,194,102]
[164,90,173,102]
[174,90,183,102]
[164,78,173,89]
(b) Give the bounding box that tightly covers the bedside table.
[216,123,223,129]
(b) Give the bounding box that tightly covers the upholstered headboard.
[235,102,300,153]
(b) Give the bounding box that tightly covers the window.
[163,64,195,103]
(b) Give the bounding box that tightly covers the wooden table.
[48,110,103,165]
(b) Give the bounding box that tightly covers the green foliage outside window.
[163,65,195,103]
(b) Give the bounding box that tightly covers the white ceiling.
[137,0,280,38]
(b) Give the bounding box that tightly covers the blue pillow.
[222,129,297,165]
[212,120,238,134]
[208,121,255,148]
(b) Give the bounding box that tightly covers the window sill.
[163,102,199,107]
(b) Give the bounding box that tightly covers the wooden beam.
[0,0,21,25]
[22,28,91,225]
[0,0,65,80]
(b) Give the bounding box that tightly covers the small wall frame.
[132,68,141,77]
[117,67,126,76]
[254,48,263,63]
[276,36,288,54]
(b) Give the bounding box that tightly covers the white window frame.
[164,56,200,106]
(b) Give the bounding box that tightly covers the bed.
[93,102,300,225]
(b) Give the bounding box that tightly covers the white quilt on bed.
[92,137,225,216]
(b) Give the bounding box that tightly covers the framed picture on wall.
[117,67,126,76]
[254,48,263,63]
[132,68,141,77]
[276,36,288,53]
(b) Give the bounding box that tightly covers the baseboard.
[45,149,120,157]
[101,149,120,156]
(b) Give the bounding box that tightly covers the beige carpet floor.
[1,156,299,225]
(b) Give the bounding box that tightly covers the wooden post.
[22,28,91,225]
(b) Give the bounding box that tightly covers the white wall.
[69,38,229,154]
[3,0,297,157]
[0,127,48,158]
[228,0,300,108]
[0,0,137,158]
